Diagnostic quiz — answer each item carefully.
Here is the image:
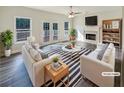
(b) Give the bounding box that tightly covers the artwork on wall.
[112,20,119,29]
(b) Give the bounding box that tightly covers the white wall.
[0,6,71,54]
[122,7,124,50]
[73,8,122,44]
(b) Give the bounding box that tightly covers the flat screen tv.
[85,16,97,26]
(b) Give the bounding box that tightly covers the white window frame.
[43,22,50,42]
[52,23,58,40]
[64,22,69,30]
[64,22,69,35]
[14,16,32,44]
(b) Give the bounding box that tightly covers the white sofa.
[22,36,61,87]
[80,43,115,87]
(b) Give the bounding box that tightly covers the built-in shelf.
[103,40,120,44]
[102,19,122,48]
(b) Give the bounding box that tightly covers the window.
[53,23,58,40]
[15,17,31,42]
[43,22,50,42]
[64,22,69,36]
[64,22,69,30]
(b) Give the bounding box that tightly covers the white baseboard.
[11,49,21,54]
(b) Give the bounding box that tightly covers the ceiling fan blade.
[69,6,73,12]
[74,12,82,14]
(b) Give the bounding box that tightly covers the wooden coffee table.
[44,61,69,87]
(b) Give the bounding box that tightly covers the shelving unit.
[102,19,122,48]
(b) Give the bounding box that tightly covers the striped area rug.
[43,47,92,87]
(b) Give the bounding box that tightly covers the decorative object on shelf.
[112,21,119,29]
[0,29,13,57]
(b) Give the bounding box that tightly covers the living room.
[0,6,124,87]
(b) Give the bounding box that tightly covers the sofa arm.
[80,55,114,87]
[32,54,61,87]
[32,58,52,87]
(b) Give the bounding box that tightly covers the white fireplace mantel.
[84,30,100,44]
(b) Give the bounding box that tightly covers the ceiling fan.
[68,6,82,18]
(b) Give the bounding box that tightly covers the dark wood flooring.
[0,42,123,87]
[0,53,32,87]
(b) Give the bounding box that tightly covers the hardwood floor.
[0,42,123,87]
[0,53,32,87]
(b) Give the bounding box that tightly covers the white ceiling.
[26,6,121,15]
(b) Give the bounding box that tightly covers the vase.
[53,62,59,68]
[5,49,11,57]
[69,36,76,40]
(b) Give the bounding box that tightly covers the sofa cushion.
[37,49,48,59]
[29,48,42,62]
[87,51,99,59]
[101,47,112,63]
[97,44,109,60]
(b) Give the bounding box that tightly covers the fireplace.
[84,31,99,44]
[86,34,96,40]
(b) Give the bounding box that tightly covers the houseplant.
[0,29,13,57]
[69,28,76,40]
[71,40,76,48]
[52,57,59,67]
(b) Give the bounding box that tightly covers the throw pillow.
[29,48,42,62]
[37,49,48,59]
[31,43,40,50]
[108,43,114,49]
[101,48,112,63]
[97,43,109,60]
[25,42,32,51]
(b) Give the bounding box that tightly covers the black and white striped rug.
[42,46,92,87]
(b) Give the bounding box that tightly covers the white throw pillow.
[25,42,32,51]
[101,48,112,63]
[31,43,40,50]
[29,48,42,62]
[27,36,35,43]
[108,43,114,49]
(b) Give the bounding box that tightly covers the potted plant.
[52,57,59,67]
[0,29,13,57]
[69,28,76,40]
[71,40,76,48]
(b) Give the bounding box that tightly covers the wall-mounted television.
[85,16,97,26]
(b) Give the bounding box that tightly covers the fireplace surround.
[84,31,99,44]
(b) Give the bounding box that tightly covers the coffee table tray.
[51,62,63,71]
